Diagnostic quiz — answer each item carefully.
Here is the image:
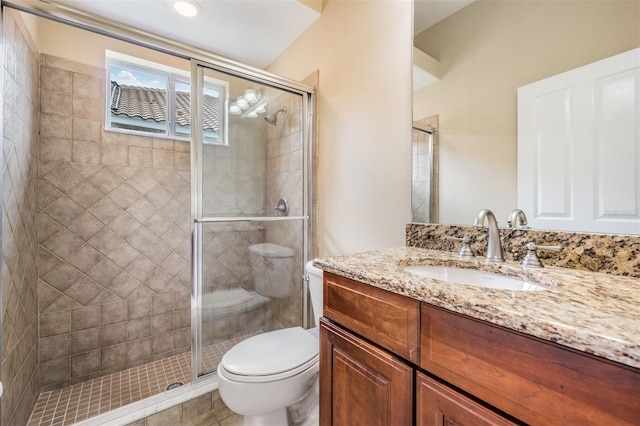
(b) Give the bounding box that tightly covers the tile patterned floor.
[27,335,252,426]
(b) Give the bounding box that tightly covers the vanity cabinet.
[320,272,640,426]
[319,318,413,426]
[416,373,516,426]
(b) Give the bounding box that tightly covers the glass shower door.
[190,61,312,379]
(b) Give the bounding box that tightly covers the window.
[107,51,227,144]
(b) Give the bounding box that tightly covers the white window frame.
[106,50,229,145]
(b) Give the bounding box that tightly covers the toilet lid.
[221,327,318,377]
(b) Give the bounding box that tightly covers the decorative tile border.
[406,223,640,277]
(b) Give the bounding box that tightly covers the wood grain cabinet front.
[323,272,420,363]
[416,372,518,426]
[318,273,640,426]
[319,318,413,426]
[420,303,640,425]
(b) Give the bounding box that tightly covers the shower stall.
[0,3,314,425]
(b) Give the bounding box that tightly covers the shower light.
[255,103,267,114]
[246,111,258,118]
[235,96,249,111]
[244,89,258,105]
[171,0,200,17]
[229,102,242,115]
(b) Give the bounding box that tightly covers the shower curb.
[72,376,218,426]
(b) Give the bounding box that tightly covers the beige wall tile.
[101,302,127,325]
[101,344,126,370]
[101,322,126,347]
[126,337,152,366]
[73,118,102,142]
[40,310,71,337]
[71,306,101,331]
[101,144,129,166]
[129,147,153,168]
[151,312,173,335]
[71,328,101,354]
[40,334,71,362]
[174,152,190,171]
[152,138,175,151]
[153,149,174,169]
[126,317,151,341]
[102,130,129,146]
[174,140,190,153]
[72,140,101,164]
[73,72,104,100]
[73,95,104,121]
[41,113,72,139]
[39,358,71,388]
[41,89,72,116]
[41,66,72,93]
[43,54,103,76]
[40,137,71,162]
[71,349,100,377]
[151,332,174,355]
[128,135,153,148]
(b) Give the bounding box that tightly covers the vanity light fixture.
[230,89,268,119]
[169,0,201,17]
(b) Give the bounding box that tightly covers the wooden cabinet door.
[320,318,413,426]
[416,372,517,426]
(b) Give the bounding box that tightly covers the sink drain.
[166,381,184,391]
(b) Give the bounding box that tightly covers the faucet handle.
[446,236,475,259]
[521,242,561,267]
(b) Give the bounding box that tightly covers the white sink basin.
[404,265,547,291]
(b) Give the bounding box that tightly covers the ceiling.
[414,0,475,36]
[51,0,321,69]
[48,0,473,69]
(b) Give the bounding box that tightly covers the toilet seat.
[220,327,319,383]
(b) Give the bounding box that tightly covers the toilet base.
[288,377,319,426]
[243,409,288,426]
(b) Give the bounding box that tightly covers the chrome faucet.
[507,209,528,229]
[474,209,505,263]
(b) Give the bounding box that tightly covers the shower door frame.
[190,59,315,382]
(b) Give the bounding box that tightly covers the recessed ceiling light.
[171,0,200,17]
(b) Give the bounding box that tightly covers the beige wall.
[268,0,413,256]
[36,16,190,71]
[414,0,640,226]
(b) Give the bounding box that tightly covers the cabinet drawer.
[416,372,517,426]
[420,304,640,425]
[323,273,420,363]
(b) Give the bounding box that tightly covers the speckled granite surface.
[314,247,640,369]
[406,223,640,277]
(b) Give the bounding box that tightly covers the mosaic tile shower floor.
[27,335,250,426]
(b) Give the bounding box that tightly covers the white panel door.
[518,48,640,234]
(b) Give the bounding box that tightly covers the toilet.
[249,243,296,298]
[217,260,324,426]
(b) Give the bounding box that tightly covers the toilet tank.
[249,243,295,298]
[305,260,323,327]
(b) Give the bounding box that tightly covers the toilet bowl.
[217,260,324,426]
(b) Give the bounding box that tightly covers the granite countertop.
[314,247,640,369]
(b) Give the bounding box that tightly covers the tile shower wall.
[265,95,304,330]
[37,54,192,391]
[1,9,41,426]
